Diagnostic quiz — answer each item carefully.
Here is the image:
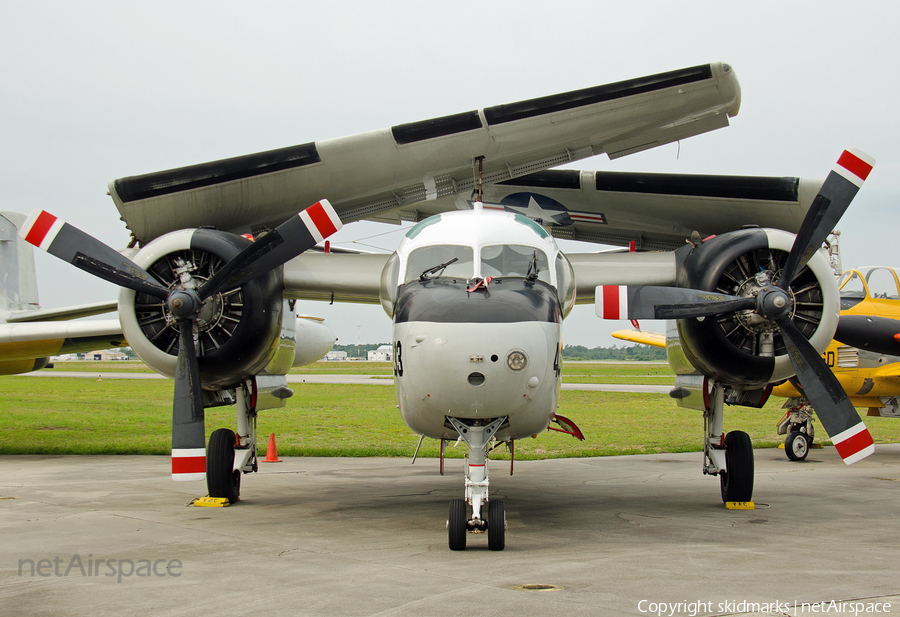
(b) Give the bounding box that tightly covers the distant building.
[324,351,349,361]
[367,345,393,362]
[52,350,130,361]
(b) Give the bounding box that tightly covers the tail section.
[0,211,40,316]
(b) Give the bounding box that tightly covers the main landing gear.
[446,417,508,551]
[703,384,755,503]
[206,383,259,504]
[777,401,815,461]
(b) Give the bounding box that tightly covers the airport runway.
[25,371,673,393]
[3,447,900,616]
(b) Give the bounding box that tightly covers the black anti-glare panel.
[483,64,713,126]
[114,142,322,203]
[498,170,582,190]
[391,111,483,145]
[594,171,800,202]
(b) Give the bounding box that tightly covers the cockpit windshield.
[839,268,900,307]
[865,268,900,300]
[481,244,550,283]
[403,243,553,284]
[405,245,474,282]
[838,271,866,309]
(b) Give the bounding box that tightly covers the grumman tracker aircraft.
[10,61,878,550]
[21,147,876,550]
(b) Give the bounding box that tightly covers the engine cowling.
[673,227,839,388]
[119,228,285,388]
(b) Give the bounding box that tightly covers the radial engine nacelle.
[668,227,839,389]
[119,227,334,388]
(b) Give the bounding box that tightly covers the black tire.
[448,499,467,551]
[720,430,754,503]
[785,431,810,461]
[207,428,240,503]
[488,500,506,551]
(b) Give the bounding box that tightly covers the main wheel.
[448,499,467,551]
[785,431,811,461]
[720,430,754,503]
[488,500,506,551]
[207,428,240,503]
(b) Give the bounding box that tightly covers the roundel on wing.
[499,193,574,226]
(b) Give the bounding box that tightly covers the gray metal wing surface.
[109,62,741,244]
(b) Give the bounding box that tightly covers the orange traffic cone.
[263,432,282,462]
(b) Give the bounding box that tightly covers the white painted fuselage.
[378,206,575,444]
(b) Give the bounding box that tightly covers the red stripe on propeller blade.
[837,150,873,182]
[24,210,58,247]
[834,426,874,462]
[307,201,338,238]
[172,456,206,475]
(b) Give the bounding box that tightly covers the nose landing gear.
[446,416,508,551]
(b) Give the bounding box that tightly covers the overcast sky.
[2,1,898,347]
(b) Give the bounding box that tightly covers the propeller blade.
[18,209,168,299]
[778,148,875,288]
[198,199,342,301]
[775,315,874,464]
[596,285,756,320]
[835,315,900,356]
[171,320,206,481]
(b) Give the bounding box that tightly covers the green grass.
[3,369,900,458]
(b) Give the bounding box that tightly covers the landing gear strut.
[446,416,508,551]
[703,383,755,503]
[206,381,258,504]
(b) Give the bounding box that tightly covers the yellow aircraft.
[614,266,900,461]
[772,266,900,460]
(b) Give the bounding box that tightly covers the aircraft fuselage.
[393,278,562,441]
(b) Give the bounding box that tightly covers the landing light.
[507,351,528,371]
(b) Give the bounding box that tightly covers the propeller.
[598,148,876,464]
[20,200,342,479]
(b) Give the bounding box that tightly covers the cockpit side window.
[865,268,900,300]
[480,244,550,283]
[404,245,474,283]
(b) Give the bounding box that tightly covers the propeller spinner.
[599,148,876,464]
[21,200,343,479]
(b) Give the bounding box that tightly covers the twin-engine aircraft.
[8,61,878,550]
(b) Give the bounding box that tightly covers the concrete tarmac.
[3,447,900,616]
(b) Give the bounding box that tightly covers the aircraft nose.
[396,321,557,419]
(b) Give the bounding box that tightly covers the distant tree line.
[562,344,666,361]
[330,343,665,361]
[115,343,663,362]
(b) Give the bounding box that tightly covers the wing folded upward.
[109,62,740,243]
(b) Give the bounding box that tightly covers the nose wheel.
[487,499,506,551]
[447,498,506,551]
[446,416,508,550]
[785,431,812,461]
[448,499,467,551]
